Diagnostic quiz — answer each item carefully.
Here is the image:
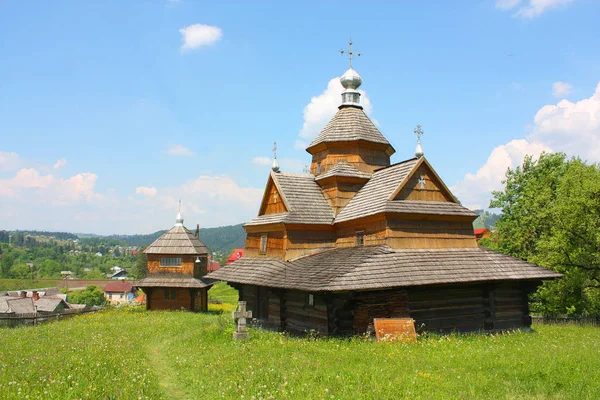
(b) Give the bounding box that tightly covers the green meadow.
[1,282,599,399]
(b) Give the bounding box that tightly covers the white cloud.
[530,82,600,162]
[552,81,573,98]
[136,186,157,197]
[451,140,552,209]
[53,158,67,170]
[497,0,576,18]
[0,168,100,206]
[252,156,271,166]
[179,24,222,51]
[452,81,600,210]
[167,144,195,157]
[0,152,24,172]
[298,77,373,141]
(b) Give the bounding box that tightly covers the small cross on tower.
[414,124,424,143]
[414,124,425,158]
[417,175,426,190]
[340,40,361,68]
[271,141,280,172]
[233,301,252,340]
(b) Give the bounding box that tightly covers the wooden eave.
[383,211,478,222]
[284,223,334,231]
[315,174,370,186]
[387,157,460,203]
[244,223,286,233]
[306,139,395,157]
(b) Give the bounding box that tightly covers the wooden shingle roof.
[136,274,216,289]
[335,158,417,222]
[315,161,372,181]
[334,158,477,222]
[207,246,562,292]
[144,225,209,255]
[307,107,394,152]
[246,172,334,226]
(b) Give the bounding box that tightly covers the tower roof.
[144,214,209,255]
[306,107,395,154]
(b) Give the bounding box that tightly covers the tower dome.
[340,68,362,90]
[175,211,184,226]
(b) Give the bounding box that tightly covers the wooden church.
[137,212,215,311]
[208,43,561,334]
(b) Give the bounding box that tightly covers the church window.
[356,231,365,246]
[307,293,314,307]
[260,234,268,253]
[160,257,182,267]
[164,289,176,300]
[316,162,321,174]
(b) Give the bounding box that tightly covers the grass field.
[1,282,599,399]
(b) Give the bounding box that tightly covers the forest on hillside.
[103,223,247,252]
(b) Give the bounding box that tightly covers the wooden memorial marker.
[374,318,417,343]
[233,301,252,340]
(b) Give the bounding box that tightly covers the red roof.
[474,228,490,235]
[134,293,146,303]
[208,261,221,272]
[132,250,138,255]
[226,249,245,264]
[103,281,134,293]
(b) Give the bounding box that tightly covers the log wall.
[285,229,335,260]
[245,231,285,259]
[311,144,390,175]
[393,163,453,202]
[336,217,387,247]
[327,293,354,335]
[386,219,477,249]
[319,180,366,215]
[147,254,200,276]
[284,291,328,334]
[146,288,194,311]
[353,290,410,334]
[262,180,287,215]
[408,282,533,333]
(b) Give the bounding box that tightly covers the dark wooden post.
[146,288,152,310]
[279,291,287,331]
[483,284,496,331]
[190,289,195,312]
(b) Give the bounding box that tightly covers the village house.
[103,281,136,305]
[208,42,562,335]
[226,249,244,265]
[474,227,491,242]
[0,288,71,315]
[137,212,215,311]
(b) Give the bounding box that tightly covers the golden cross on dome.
[414,124,424,142]
[273,141,277,159]
[340,40,361,68]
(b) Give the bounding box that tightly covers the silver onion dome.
[272,157,280,173]
[175,211,184,226]
[415,142,424,158]
[340,68,362,90]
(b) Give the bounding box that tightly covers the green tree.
[68,285,106,307]
[490,153,600,315]
[9,263,31,279]
[132,248,148,279]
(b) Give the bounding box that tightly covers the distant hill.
[472,210,500,230]
[102,224,247,254]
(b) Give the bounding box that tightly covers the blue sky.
[1,0,599,234]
